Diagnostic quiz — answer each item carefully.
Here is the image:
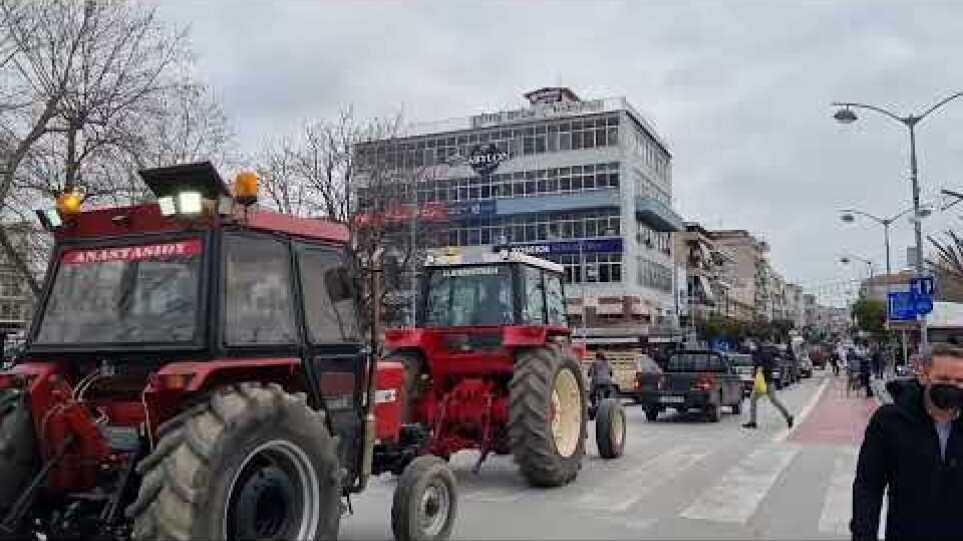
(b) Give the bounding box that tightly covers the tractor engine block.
[425,378,508,457]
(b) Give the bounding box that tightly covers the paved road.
[341,370,878,540]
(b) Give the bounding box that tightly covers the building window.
[637,258,673,293]
[549,252,622,285]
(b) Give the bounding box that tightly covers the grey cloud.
[159,0,963,304]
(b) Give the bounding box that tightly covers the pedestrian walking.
[860,352,874,398]
[872,346,884,379]
[851,343,963,540]
[742,342,794,430]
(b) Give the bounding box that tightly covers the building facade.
[709,230,769,322]
[674,222,730,325]
[356,87,684,338]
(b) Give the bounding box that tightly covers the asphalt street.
[341,370,878,540]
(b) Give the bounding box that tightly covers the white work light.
[177,191,203,215]
[158,196,177,216]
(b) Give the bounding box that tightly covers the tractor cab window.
[223,233,298,346]
[422,265,514,326]
[545,273,567,326]
[297,247,359,343]
[34,239,202,345]
[520,266,546,324]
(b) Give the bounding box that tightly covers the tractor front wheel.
[127,383,341,540]
[508,347,587,487]
[391,456,458,541]
[595,398,625,459]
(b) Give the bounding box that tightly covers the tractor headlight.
[177,191,202,215]
[158,196,177,216]
[158,191,203,216]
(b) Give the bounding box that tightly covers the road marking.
[680,443,799,524]
[576,444,712,513]
[817,447,858,535]
[773,377,830,443]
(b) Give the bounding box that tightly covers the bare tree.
[0,0,232,297]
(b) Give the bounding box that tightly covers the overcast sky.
[160,0,963,305]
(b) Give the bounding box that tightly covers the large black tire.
[127,383,342,540]
[391,456,458,541]
[595,398,625,460]
[387,351,425,423]
[644,406,659,422]
[0,390,36,528]
[508,347,587,488]
[705,396,721,423]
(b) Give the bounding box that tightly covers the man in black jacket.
[742,342,794,429]
[851,343,963,540]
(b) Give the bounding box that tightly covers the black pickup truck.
[636,350,744,422]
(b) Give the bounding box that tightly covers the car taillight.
[695,376,714,391]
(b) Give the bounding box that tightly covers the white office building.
[357,87,684,339]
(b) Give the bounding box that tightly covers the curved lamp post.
[832,90,963,350]
[838,206,917,277]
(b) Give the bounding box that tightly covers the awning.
[635,196,685,232]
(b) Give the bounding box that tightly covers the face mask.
[928,383,963,411]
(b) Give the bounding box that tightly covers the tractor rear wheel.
[0,389,36,532]
[127,383,341,540]
[595,398,625,459]
[508,347,586,487]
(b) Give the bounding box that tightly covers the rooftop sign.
[470,98,605,129]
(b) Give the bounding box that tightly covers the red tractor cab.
[382,248,625,488]
[0,162,457,541]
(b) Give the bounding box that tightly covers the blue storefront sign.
[447,200,496,219]
[508,237,623,256]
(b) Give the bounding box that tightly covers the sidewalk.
[789,375,878,447]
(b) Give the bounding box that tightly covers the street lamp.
[839,254,875,280]
[831,90,963,351]
[838,206,915,278]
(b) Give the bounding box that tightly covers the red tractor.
[0,162,458,541]
[381,249,625,488]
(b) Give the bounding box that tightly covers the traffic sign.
[910,275,936,296]
[888,291,918,321]
[915,295,934,315]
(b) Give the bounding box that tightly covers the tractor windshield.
[422,265,514,327]
[34,239,203,345]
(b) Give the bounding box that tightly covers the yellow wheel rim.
[551,368,582,458]
[611,406,624,447]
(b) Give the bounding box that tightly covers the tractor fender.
[384,328,428,352]
[146,358,301,393]
[503,325,552,347]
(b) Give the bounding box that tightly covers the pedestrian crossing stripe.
[680,443,800,524]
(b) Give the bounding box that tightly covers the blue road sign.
[915,295,934,315]
[888,291,918,321]
[910,276,936,296]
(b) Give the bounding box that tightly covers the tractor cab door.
[292,243,364,477]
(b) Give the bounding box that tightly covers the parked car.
[809,345,828,370]
[624,354,664,404]
[636,350,744,422]
[798,353,814,378]
[772,352,796,389]
[727,352,756,396]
